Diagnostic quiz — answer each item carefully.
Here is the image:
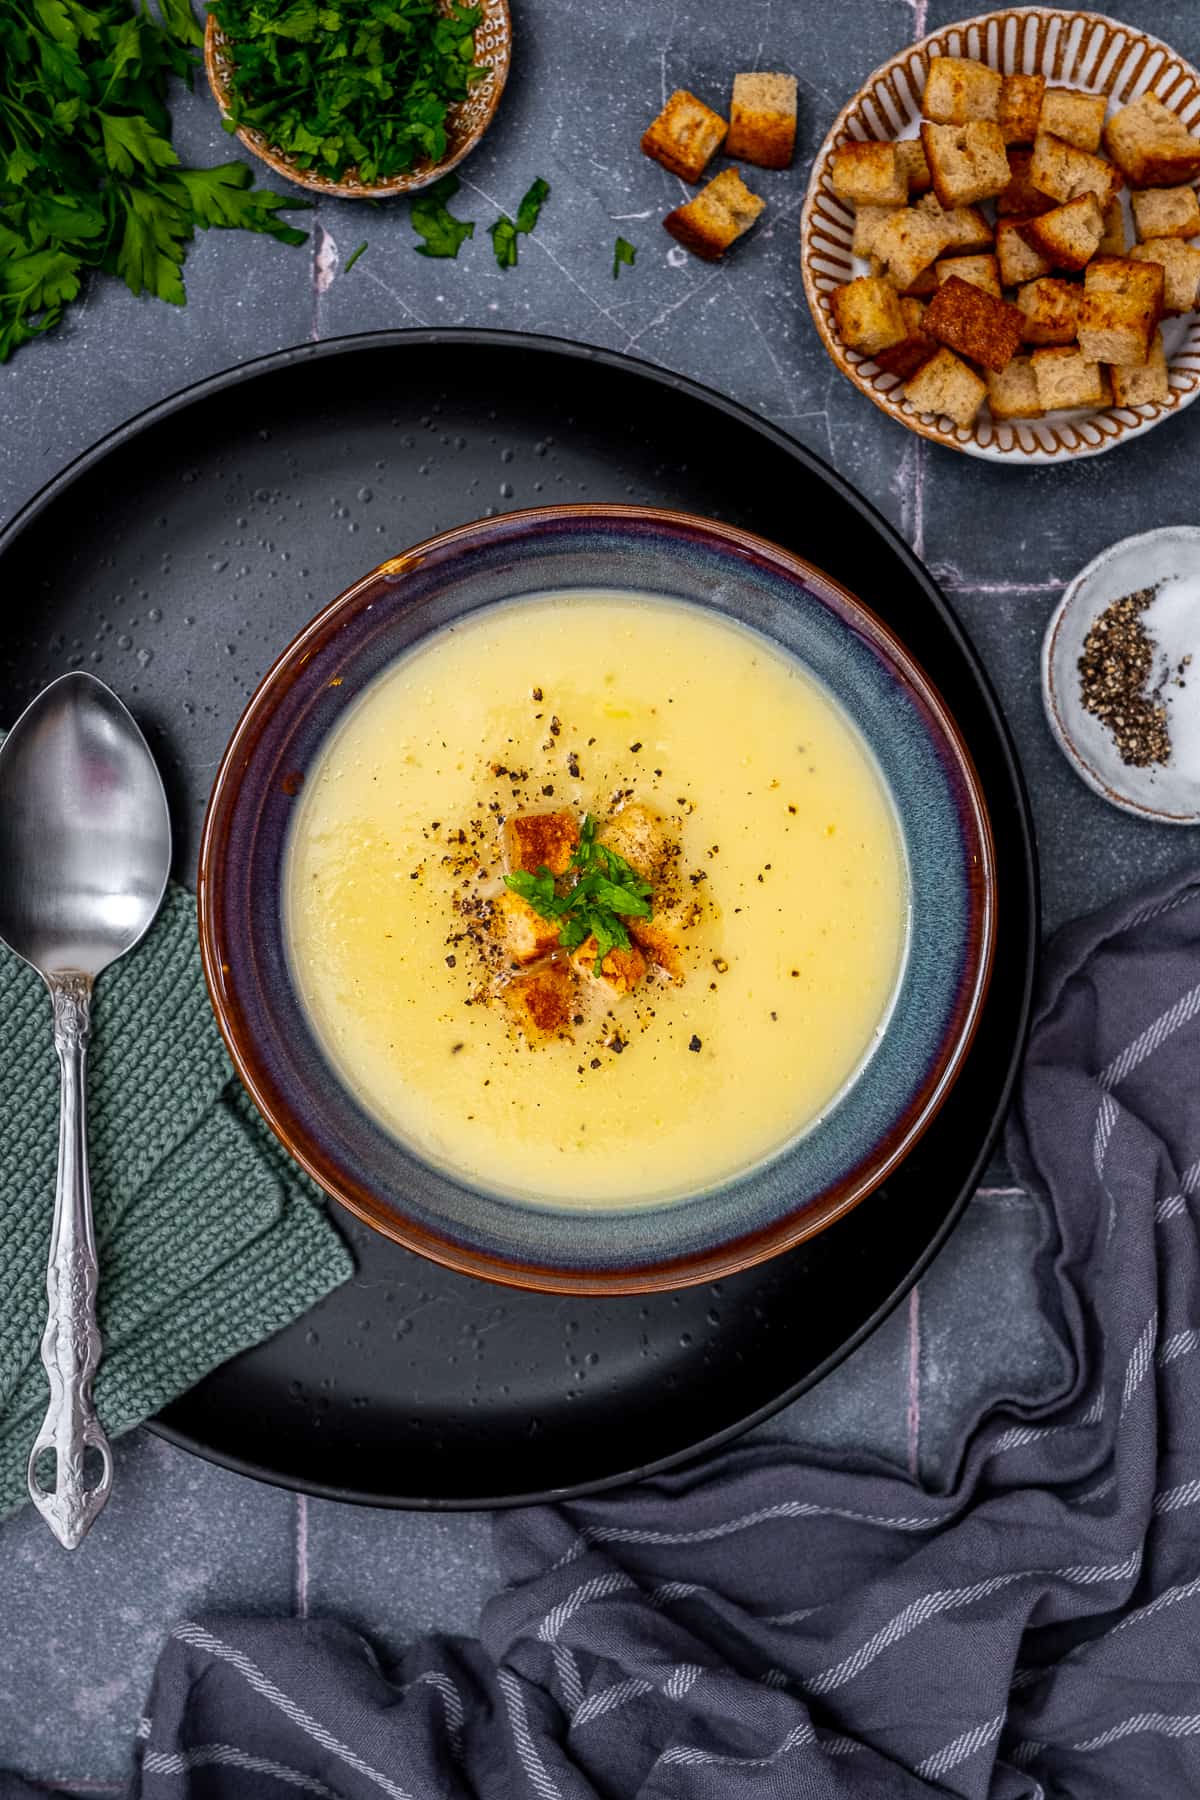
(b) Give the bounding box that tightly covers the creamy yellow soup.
[285,592,908,1208]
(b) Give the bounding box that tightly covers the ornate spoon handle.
[26,973,113,1549]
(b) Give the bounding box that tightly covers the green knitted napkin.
[0,883,354,1518]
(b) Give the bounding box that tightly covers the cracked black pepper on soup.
[285,593,907,1209]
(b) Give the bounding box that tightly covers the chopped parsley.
[410,174,474,257]
[343,240,368,273]
[489,175,549,270]
[612,235,636,279]
[504,813,652,973]
[210,0,488,185]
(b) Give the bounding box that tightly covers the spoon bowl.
[0,673,170,1547]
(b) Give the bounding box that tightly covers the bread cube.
[999,73,1046,145]
[1128,237,1200,312]
[641,89,727,182]
[853,203,902,258]
[921,121,1010,208]
[597,803,670,882]
[872,206,951,291]
[1031,346,1110,410]
[923,56,1002,125]
[1098,196,1127,256]
[896,138,933,195]
[503,809,579,876]
[916,193,994,250]
[874,308,938,380]
[1131,185,1200,242]
[1016,277,1082,344]
[831,140,907,206]
[1030,132,1122,206]
[899,264,939,297]
[986,355,1044,419]
[1078,289,1158,366]
[503,963,574,1039]
[903,346,988,426]
[1104,93,1200,188]
[996,147,1055,216]
[1084,255,1165,307]
[830,276,908,355]
[1020,193,1104,269]
[996,217,1053,285]
[1110,330,1170,406]
[571,935,647,994]
[1039,89,1107,153]
[935,252,1001,297]
[491,889,561,966]
[664,167,765,261]
[924,274,1023,372]
[726,72,797,169]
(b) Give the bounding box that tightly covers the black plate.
[0,331,1038,1508]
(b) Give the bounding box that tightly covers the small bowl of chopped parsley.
[204,0,511,199]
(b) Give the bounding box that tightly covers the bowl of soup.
[198,505,995,1294]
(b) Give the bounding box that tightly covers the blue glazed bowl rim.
[198,504,997,1295]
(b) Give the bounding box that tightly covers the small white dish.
[1042,526,1200,825]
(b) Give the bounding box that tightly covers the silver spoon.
[0,673,171,1548]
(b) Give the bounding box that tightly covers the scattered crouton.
[641,89,727,183]
[1104,92,1200,188]
[1029,131,1122,206]
[923,56,1002,125]
[664,167,765,261]
[726,71,797,169]
[1016,277,1082,344]
[571,937,647,994]
[1129,236,1200,312]
[1131,185,1200,241]
[491,888,562,966]
[1039,88,1107,153]
[935,252,1001,296]
[831,140,908,206]
[923,273,1023,371]
[503,963,575,1039]
[904,346,988,426]
[986,355,1044,419]
[1078,286,1158,366]
[916,192,994,251]
[853,203,903,257]
[874,298,937,379]
[1110,329,1170,406]
[1031,346,1110,410]
[830,276,908,355]
[872,205,951,290]
[1020,193,1104,269]
[999,73,1046,145]
[921,120,1010,207]
[1098,196,1127,256]
[630,900,700,982]
[597,803,670,883]
[896,138,933,194]
[503,809,579,877]
[996,217,1053,284]
[996,147,1056,216]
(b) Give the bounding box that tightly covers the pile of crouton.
[640,75,798,260]
[825,57,1200,429]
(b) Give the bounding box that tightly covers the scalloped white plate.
[800,8,1200,463]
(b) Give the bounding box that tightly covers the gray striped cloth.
[9,868,1200,1798]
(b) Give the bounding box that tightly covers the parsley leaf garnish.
[211,0,487,185]
[0,0,308,362]
[343,239,368,273]
[503,814,653,974]
[489,175,549,270]
[613,235,636,279]
[410,174,475,257]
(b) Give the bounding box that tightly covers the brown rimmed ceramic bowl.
[198,504,996,1295]
[204,0,511,200]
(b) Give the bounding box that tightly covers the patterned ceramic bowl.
[801,8,1200,463]
[198,506,996,1294]
[204,0,511,200]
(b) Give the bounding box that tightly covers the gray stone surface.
[1,0,1198,1785]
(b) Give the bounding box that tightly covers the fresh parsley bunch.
[0,0,308,362]
[505,814,654,973]
[212,0,487,184]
